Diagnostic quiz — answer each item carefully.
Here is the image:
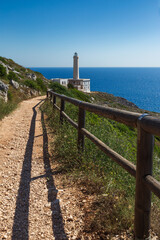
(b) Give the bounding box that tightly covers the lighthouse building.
[51,53,90,93]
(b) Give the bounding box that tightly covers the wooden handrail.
[81,127,136,177]
[47,90,160,239]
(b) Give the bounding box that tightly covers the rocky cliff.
[0,56,48,102]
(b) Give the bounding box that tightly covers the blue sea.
[31,67,160,113]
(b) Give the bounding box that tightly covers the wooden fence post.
[53,95,56,105]
[53,95,56,109]
[78,106,85,151]
[60,99,65,124]
[134,115,154,239]
[50,92,52,100]
[51,93,53,102]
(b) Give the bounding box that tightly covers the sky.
[0,0,160,67]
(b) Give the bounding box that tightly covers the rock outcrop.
[26,73,37,81]
[0,80,8,102]
[30,89,40,96]
[116,96,138,108]
[13,70,20,74]
[10,79,19,89]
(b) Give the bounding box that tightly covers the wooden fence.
[47,90,160,239]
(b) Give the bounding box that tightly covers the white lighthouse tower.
[73,52,79,80]
[51,52,90,92]
[68,52,90,92]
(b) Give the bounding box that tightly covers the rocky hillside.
[0,56,48,103]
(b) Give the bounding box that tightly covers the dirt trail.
[0,96,86,240]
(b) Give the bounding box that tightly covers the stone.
[8,66,13,71]
[32,74,37,81]
[10,79,19,89]
[13,70,20,74]
[26,73,37,81]
[0,80,8,102]
[19,89,24,93]
[0,80,8,92]
[6,67,9,75]
[30,89,38,96]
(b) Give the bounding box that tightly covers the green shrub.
[24,79,41,91]
[15,68,20,72]
[0,56,7,64]
[0,64,7,79]
[49,82,90,102]
[68,83,74,89]
[7,90,13,101]
[8,71,18,82]
[49,82,69,95]
[20,67,26,72]
[8,58,14,63]
[70,88,90,102]
[36,78,47,92]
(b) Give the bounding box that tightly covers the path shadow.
[12,100,44,240]
[41,111,68,240]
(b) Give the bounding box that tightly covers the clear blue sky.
[0,0,160,67]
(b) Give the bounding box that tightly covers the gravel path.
[0,96,85,240]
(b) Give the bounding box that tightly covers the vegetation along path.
[0,96,89,240]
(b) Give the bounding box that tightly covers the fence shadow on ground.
[12,99,67,240]
[41,110,68,240]
[12,100,43,240]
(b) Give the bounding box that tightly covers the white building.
[51,53,90,93]
[50,78,68,87]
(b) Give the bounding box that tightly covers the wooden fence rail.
[47,90,160,239]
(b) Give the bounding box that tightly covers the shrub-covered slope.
[0,56,48,120]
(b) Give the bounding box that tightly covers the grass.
[0,98,18,120]
[41,84,160,237]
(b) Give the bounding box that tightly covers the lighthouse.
[73,52,79,80]
[51,53,90,92]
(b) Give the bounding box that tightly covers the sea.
[31,67,160,113]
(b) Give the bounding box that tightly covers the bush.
[0,64,7,79]
[49,82,90,102]
[20,67,26,72]
[49,82,69,95]
[36,78,47,92]
[68,83,74,89]
[24,79,41,91]
[0,56,7,64]
[8,71,18,82]
[7,90,13,101]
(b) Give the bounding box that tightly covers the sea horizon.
[30,66,160,68]
[31,67,160,113]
